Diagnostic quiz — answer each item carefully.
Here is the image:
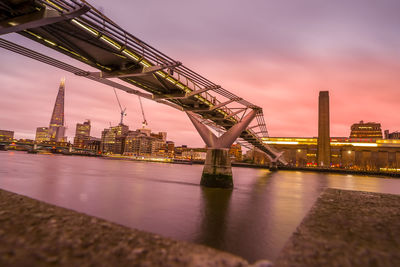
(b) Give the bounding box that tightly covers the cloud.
[1,0,399,144]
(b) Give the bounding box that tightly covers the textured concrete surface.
[0,188,258,266]
[275,188,400,267]
[201,148,233,188]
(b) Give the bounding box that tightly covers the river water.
[1,151,400,262]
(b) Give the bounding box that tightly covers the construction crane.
[138,96,148,128]
[113,88,127,125]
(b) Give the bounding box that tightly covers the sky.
[1,0,400,147]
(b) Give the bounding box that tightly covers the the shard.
[48,78,66,142]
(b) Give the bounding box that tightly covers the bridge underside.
[0,0,286,165]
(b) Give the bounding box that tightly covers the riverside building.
[35,127,49,142]
[263,137,400,171]
[350,121,382,139]
[100,124,129,154]
[0,130,14,142]
[35,78,67,143]
[74,120,91,148]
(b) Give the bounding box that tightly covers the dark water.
[1,151,400,262]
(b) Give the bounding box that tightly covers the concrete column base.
[201,148,233,188]
[269,162,278,171]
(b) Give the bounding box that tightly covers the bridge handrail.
[3,0,285,163]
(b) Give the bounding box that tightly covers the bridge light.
[264,141,300,145]
[166,77,176,84]
[71,19,99,36]
[140,61,151,67]
[100,36,121,50]
[176,83,185,89]
[44,39,57,46]
[156,71,166,78]
[122,49,139,61]
[331,142,378,147]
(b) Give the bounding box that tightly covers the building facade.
[0,130,14,142]
[74,120,91,148]
[101,124,129,154]
[229,144,242,161]
[350,121,382,139]
[166,141,175,158]
[124,130,167,157]
[182,148,207,160]
[384,130,400,140]
[264,137,400,171]
[35,127,49,142]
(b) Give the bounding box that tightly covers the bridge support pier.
[269,161,278,171]
[201,148,233,188]
[266,152,283,171]
[187,109,257,188]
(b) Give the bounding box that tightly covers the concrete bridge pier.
[187,109,257,188]
[266,152,283,171]
[269,161,278,171]
[201,148,233,188]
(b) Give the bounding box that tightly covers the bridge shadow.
[193,171,275,249]
[194,187,233,248]
[193,170,278,261]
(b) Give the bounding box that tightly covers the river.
[1,151,400,262]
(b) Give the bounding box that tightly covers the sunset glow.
[1,0,399,147]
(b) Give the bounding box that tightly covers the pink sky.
[1,0,399,147]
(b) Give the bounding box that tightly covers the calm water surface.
[1,151,400,262]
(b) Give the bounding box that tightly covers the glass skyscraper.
[48,78,66,142]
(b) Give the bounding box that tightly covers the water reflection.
[195,188,233,248]
[1,152,400,262]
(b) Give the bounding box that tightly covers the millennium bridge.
[0,0,286,187]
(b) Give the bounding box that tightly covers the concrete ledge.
[275,188,400,267]
[0,188,251,266]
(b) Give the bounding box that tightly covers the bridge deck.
[0,0,285,163]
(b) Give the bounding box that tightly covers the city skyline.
[1,0,399,146]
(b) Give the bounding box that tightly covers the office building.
[229,144,242,161]
[101,124,129,154]
[35,127,49,142]
[384,130,400,140]
[0,130,14,142]
[350,121,382,139]
[74,120,91,148]
[124,130,167,157]
[166,141,175,158]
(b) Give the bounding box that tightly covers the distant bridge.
[0,140,97,154]
[0,0,286,167]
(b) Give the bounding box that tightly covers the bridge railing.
[41,0,275,152]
